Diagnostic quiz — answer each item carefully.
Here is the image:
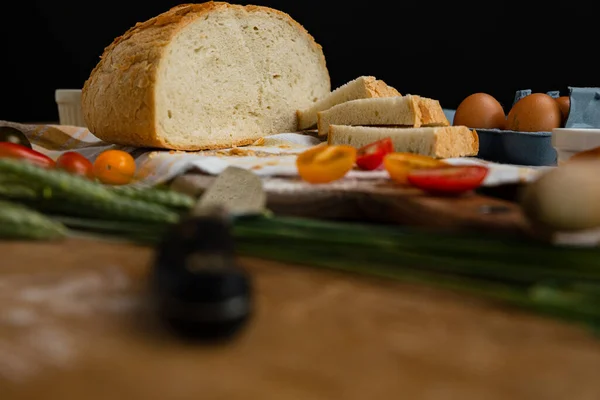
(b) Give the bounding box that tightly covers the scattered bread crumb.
[251,165,263,170]
[256,152,284,158]
[160,147,294,158]
[213,148,257,157]
[252,137,266,146]
[163,150,188,156]
[230,148,256,156]
[278,144,292,149]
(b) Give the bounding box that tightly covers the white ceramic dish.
[55,89,86,127]
[552,128,600,163]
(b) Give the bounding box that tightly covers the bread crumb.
[164,150,187,156]
[211,147,260,157]
[256,152,277,158]
[252,137,265,146]
[251,165,263,170]
[228,148,256,156]
[189,148,287,158]
[278,144,292,149]
[266,160,279,166]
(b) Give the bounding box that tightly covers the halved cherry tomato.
[0,142,55,168]
[56,151,94,179]
[384,152,446,184]
[93,150,136,185]
[407,165,489,195]
[356,137,394,171]
[297,143,357,184]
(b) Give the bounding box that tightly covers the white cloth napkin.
[0,121,551,187]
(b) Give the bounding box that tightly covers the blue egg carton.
[475,128,556,167]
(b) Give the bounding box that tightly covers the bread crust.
[431,126,479,158]
[82,2,330,150]
[364,79,401,98]
[415,97,450,127]
[470,128,480,155]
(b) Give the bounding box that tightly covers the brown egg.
[506,93,562,132]
[453,93,506,129]
[555,96,570,124]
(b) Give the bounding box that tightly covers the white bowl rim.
[55,89,83,103]
[553,128,600,134]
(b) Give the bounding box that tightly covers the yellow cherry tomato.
[93,150,136,185]
[296,143,357,184]
[384,152,446,184]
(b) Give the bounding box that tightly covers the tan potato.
[520,160,600,231]
[569,146,600,163]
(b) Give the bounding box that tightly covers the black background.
[0,1,595,123]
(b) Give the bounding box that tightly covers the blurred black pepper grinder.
[151,206,252,342]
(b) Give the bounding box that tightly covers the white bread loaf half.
[328,125,479,159]
[296,76,401,131]
[317,95,449,136]
[82,2,331,151]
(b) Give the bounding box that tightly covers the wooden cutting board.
[171,174,530,236]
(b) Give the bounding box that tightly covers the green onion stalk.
[50,213,600,332]
[2,157,600,332]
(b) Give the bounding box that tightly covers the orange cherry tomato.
[93,150,136,185]
[56,151,94,179]
[407,165,489,195]
[384,153,446,184]
[296,143,357,184]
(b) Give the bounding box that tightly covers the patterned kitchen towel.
[0,121,550,187]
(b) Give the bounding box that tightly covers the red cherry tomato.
[407,165,489,195]
[56,151,94,179]
[0,142,55,168]
[356,137,394,171]
[384,152,446,184]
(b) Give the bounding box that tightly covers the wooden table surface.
[2,238,600,400]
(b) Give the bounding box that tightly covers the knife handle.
[151,211,252,341]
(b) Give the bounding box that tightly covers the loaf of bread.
[296,76,400,131]
[82,2,331,151]
[317,95,449,136]
[328,125,479,158]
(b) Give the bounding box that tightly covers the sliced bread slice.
[328,125,479,159]
[296,76,400,131]
[317,95,449,137]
